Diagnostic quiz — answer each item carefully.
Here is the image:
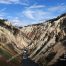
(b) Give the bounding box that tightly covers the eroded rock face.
[20,14,66,66]
[0,13,66,66]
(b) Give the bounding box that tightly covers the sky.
[0,0,66,26]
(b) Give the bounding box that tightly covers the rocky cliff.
[0,13,66,66]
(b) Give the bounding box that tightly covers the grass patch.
[0,48,12,59]
[0,48,20,65]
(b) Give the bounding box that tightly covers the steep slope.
[0,20,29,65]
[20,13,66,66]
[0,13,66,66]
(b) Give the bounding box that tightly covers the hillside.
[0,13,66,66]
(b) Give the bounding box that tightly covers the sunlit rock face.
[0,13,66,66]
[20,13,66,66]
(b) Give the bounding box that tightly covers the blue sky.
[0,0,66,26]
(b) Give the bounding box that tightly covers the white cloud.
[23,10,35,19]
[10,17,21,26]
[48,5,66,12]
[22,4,47,20]
[20,4,66,26]
[10,17,26,26]
[28,4,45,9]
[0,0,28,5]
